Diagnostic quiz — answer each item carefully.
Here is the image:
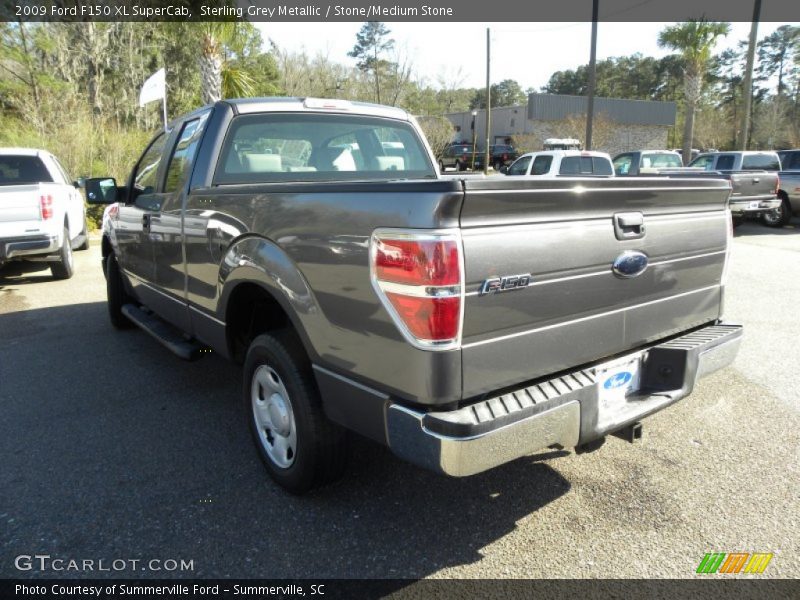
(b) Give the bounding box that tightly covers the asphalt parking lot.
[1,219,799,580]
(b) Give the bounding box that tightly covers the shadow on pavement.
[0,301,572,579]
[734,215,800,237]
[0,260,54,286]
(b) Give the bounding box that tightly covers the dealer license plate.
[596,355,642,427]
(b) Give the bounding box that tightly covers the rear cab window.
[214,113,436,184]
[741,154,780,171]
[559,156,612,176]
[0,155,54,186]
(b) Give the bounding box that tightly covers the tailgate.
[458,177,731,398]
[729,171,777,200]
[0,184,43,229]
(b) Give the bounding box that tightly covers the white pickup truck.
[0,148,88,279]
[501,150,614,177]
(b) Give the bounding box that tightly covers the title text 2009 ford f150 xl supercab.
[86,98,742,494]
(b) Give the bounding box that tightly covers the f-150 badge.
[480,273,532,295]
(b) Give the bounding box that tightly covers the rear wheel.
[106,252,133,329]
[761,195,791,228]
[50,226,74,279]
[244,330,348,494]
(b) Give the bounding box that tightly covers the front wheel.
[106,252,133,329]
[50,226,74,279]
[761,196,791,228]
[244,330,348,494]
[76,218,90,250]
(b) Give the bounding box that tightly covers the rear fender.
[217,235,324,360]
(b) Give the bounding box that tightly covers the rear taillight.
[40,194,53,220]
[370,230,463,349]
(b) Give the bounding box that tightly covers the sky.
[256,21,797,92]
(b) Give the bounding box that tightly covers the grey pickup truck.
[763,149,800,227]
[687,151,781,225]
[86,98,742,494]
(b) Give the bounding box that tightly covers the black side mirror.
[85,177,119,204]
[73,178,85,189]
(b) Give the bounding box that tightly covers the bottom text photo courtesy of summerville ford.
[1,11,799,586]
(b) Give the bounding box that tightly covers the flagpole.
[162,88,167,133]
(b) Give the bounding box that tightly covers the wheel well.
[778,189,789,202]
[226,283,292,363]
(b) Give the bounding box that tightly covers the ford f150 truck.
[0,148,89,278]
[688,151,781,225]
[86,98,742,494]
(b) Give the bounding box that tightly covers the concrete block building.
[446,93,677,157]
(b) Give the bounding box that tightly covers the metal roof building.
[445,93,677,156]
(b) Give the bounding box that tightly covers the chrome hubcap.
[251,365,297,469]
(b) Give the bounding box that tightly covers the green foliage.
[470,79,528,109]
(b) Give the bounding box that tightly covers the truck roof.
[0,148,47,157]
[222,97,411,121]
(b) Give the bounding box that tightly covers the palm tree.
[658,20,730,164]
[199,23,255,104]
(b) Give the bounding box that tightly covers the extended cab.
[503,150,614,177]
[0,148,89,278]
[87,98,742,494]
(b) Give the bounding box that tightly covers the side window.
[51,156,71,184]
[689,155,714,171]
[508,156,531,175]
[716,155,735,170]
[790,153,800,170]
[134,133,167,194]
[531,155,552,175]
[613,154,633,175]
[165,114,209,193]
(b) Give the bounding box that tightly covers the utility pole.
[484,27,491,175]
[738,0,762,150]
[585,0,599,150]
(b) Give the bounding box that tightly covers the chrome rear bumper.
[387,323,742,477]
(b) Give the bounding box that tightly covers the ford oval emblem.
[612,250,648,278]
[604,371,633,390]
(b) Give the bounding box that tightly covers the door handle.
[613,211,646,240]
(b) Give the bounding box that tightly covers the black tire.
[244,330,348,494]
[50,226,75,280]
[761,195,791,228]
[732,215,744,229]
[76,218,90,250]
[106,252,133,329]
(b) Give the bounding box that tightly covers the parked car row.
[438,142,518,172]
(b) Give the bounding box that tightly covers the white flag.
[139,68,166,107]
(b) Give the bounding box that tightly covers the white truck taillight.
[370,229,464,350]
[40,194,53,220]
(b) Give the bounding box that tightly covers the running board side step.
[121,304,203,361]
